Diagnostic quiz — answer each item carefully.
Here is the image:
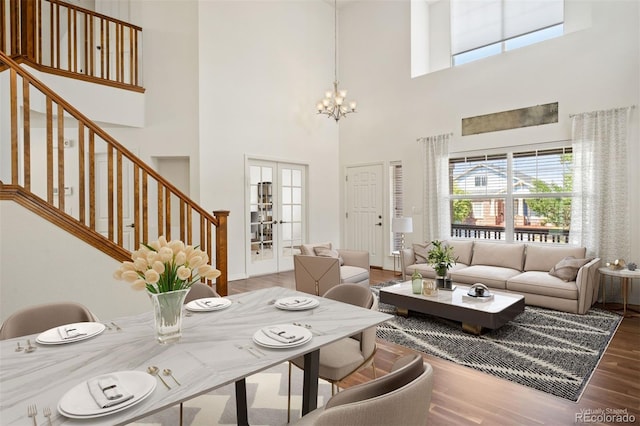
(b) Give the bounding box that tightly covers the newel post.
[213,210,230,296]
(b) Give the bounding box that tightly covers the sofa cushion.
[507,271,578,300]
[341,266,369,284]
[412,243,431,264]
[524,245,587,272]
[472,242,525,271]
[300,242,332,256]
[548,256,592,282]
[445,240,474,265]
[314,246,345,266]
[449,265,521,289]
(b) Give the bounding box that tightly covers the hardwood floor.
[230,268,640,425]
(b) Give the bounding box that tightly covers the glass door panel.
[248,160,306,275]
[249,165,274,267]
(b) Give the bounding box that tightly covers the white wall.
[0,202,149,322]
[103,0,202,202]
[339,0,640,303]
[196,1,340,281]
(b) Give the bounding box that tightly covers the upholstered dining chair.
[294,254,342,296]
[0,301,97,340]
[184,282,220,304]
[287,284,379,422]
[293,353,433,426]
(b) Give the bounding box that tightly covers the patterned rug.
[373,281,622,402]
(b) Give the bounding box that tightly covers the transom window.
[451,0,564,66]
[449,147,573,243]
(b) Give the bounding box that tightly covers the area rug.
[372,281,622,402]
[130,362,332,425]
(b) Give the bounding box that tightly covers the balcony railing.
[1,0,143,91]
[451,224,570,244]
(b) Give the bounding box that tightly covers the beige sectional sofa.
[401,240,601,314]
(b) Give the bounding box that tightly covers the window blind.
[451,0,564,55]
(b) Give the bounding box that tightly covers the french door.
[247,159,306,276]
[345,163,384,267]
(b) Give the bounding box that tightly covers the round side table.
[598,267,640,317]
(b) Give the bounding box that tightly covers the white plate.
[252,324,312,349]
[58,370,156,418]
[274,296,319,311]
[185,297,232,312]
[36,322,106,345]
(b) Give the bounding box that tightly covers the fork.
[235,344,262,359]
[27,404,37,426]
[293,322,326,335]
[43,406,52,425]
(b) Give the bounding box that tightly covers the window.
[449,147,573,243]
[390,162,404,252]
[474,176,487,187]
[451,0,564,66]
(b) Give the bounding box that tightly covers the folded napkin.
[195,299,224,309]
[57,325,87,340]
[87,375,134,409]
[279,298,312,307]
[262,327,305,344]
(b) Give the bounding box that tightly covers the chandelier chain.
[316,0,357,122]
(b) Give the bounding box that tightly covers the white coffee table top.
[380,281,524,314]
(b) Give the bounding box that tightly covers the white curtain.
[419,133,451,243]
[569,107,633,261]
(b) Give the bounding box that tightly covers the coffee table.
[379,281,525,335]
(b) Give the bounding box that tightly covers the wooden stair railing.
[0,50,229,295]
[1,0,144,92]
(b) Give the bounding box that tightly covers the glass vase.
[149,289,189,344]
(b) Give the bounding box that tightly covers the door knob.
[375,222,382,226]
[126,223,135,228]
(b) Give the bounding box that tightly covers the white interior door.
[345,164,384,267]
[248,159,306,276]
[96,153,134,250]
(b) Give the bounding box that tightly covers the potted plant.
[427,240,457,289]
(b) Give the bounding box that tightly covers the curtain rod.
[416,132,454,142]
[449,138,571,156]
[569,105,636,118]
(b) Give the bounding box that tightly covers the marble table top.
[598,266,640,279]
[0,286,392,425]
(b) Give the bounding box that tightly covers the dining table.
[0,286,392,425]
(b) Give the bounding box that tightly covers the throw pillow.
[412,243,431,264]
[549,256,592,282]
[314,246,344,266]
[300,242,331,256]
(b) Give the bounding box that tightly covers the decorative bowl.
[606,259,625,270]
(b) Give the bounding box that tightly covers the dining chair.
[0,302,97,340]
[287,284,378,422]
[294,254,342,296]
[293,353,434,426]
[184,282,220,304]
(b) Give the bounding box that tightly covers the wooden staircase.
[0,49,229,294]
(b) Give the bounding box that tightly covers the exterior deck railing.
[451,224,570,244]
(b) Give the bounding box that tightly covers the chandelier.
[316,0,357,122]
